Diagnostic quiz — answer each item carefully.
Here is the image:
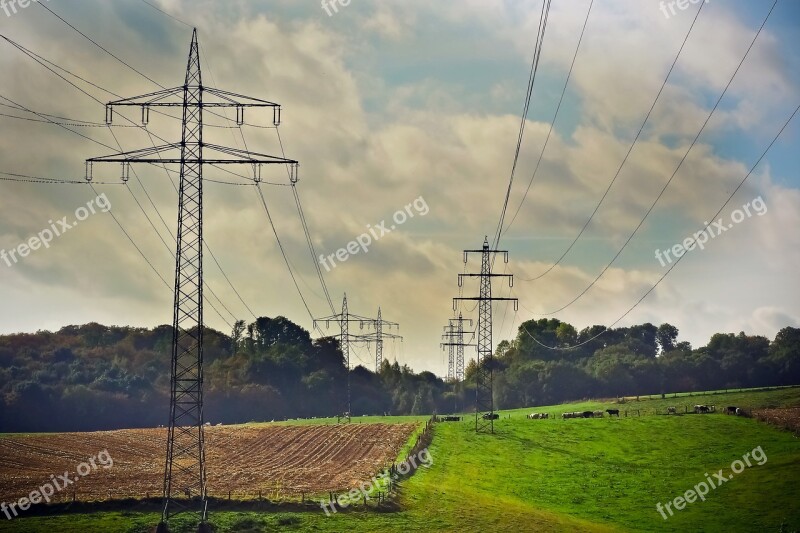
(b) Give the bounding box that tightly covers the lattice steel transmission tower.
[362,307,401,372]
[454,238,517,433]
[85,29,297,527]
[443,324,456,381]
[441,313,473,382]
[314,294,379,421]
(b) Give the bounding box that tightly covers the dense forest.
[0,316,797,432]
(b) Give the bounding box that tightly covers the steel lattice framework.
[444,325,455,381]
[453,238,517,433]
[442,313,473,382]
[314,295,374,421]
[361,307,401,372]
[85,29,297,528]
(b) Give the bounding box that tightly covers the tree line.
[0,317,797,431]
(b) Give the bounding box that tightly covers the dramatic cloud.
[0,0,797,376]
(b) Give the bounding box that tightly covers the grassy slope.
[498,386,800,417]
[1,387,799,532]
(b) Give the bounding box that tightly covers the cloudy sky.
[0,0,798,376]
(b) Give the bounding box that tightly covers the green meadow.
[1,387,798,532]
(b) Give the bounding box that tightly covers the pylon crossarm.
[205,144,297,165]
[106,87,281,108]
[86,143,179,163]
[362,333,402,341]
[453,297,519,311]
[203,88,280,107]
[314,316,376,324]
[87,144,297,166]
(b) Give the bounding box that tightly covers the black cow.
[606,409,620,417]
[482,413,500,420]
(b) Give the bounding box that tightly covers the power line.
[293,185,336,314]
[534,0,777,316]
[35,2,164,88]
[512,0,706,282]
[0,170,121,185]
[139,0,193,28]
[492,0,552,250]
[0,93,116,151]
[255,184,324,335]
[0,71,237,329]
[519,100,799,351]
[0,111,138,128]
[1,34,263,324]
[503,0,594,234]
[9,22,311,334]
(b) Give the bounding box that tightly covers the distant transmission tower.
[443,324,455,381]
[454,237,517,433]
[362,307,401,372]
[315,294,379,421]
[85,29,297,528]
[441,313,473,382]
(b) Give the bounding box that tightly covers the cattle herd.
[523,405,749,420]
[443,404,750,423]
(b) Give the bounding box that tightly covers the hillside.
[1,387,798,532]
[1,319,798,433]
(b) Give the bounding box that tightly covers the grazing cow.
[694,405,710,414]
[482,413,500,420]
[562,412,580,419]
[735,408,746,417]
[528,413,549,419]
[726,406,738,415]
[667,406,677,415]
[442,416,462,422]
[593,410,604,418]
[606,409,620,417]
[582,411,595,418]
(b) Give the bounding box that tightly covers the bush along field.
[0,386,798,533]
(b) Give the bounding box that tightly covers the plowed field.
[0,423,417,503]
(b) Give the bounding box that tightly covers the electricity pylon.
[453,237,517,433]
[441,313,473,382]
[442,314,474,414]
[314,294,378,421]
[85,29,297,527]
[361,307,402,372]
[442,324,456,381]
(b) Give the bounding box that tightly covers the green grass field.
[1,386,798,532]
